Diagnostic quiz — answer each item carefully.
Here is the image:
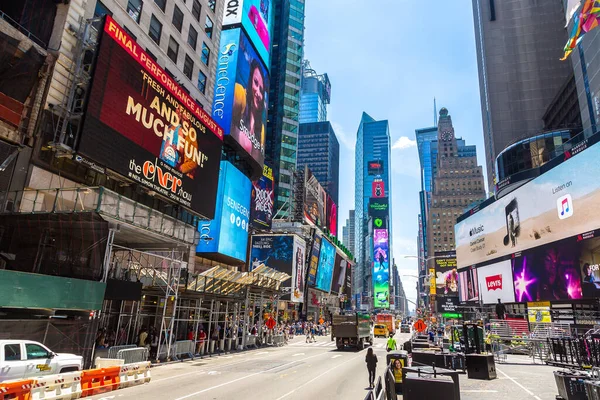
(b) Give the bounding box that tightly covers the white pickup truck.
[0,340,83,382]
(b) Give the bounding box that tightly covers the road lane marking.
[293,353,305,356]
[274,353,363,400]
[173,352,328,400]
[463,390,498,393]
[331,355,342,359]
[497,368,542,400]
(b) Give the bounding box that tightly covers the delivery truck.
[332,313,373,350]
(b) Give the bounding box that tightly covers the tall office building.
[266,0,305,219]
[472,0,575,191]
[342,223,349,249]
[297,121,340,205]
[348,209,355,256]
[299,60,331,123]
[354,112,392,300]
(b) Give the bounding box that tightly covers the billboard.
[326,195,338,236]
[249,234,306,302]
[476,260,516,304]
[315,238,335,293]
[433,251,458,297]
[212,28,269,170]
[304,167,326,227]
[344,261,353,295]
[455,140,600,269]
[369,197,389,218]
[196,161,251,261]
[331,252,347,294]
[368,160,384,176]
[458,267,478,303]
[527,301,552,323]
[222,0,273,68]
[79,16,223,217]
[373,216,387,230]
[373,228,390,308]
[437,296,459,313]
[372,180,385,198]
[307,232,322,287]
[249,163,274,229]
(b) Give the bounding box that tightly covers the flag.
[561,0,600,60]
[565,0,582,27]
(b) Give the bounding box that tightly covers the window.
[188,26,198,50]
[4,344,21,361]
[201,42,210,65]
[205,16,213,38]
[489,0,496,21]
[192,0,201,21]
[123,26,137,41]
[208,0,216,12]
[146,48,158,61]
[183,55,194,79]
[154,0,166,12]
[149,15,162,44]
[167,36,179,62]
[126,0,143,23]
[94,1,113,18]
[26,344,50,360]
[197,70,207,93]
[172,5,184,32]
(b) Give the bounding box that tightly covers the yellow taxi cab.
[373,324,389,338]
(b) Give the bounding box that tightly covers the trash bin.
[387,351,410,394]
[403,374,457,400]
[554,370,589,400]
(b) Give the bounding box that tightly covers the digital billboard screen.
[369,197,389,218]
[222,0,272,68]
[368,160,383,176]
[249,163,274,229]
[213,28,269,171]
[315,238,335,293]
[79,16,223,217]
[373,228,390,308]
[476,260,516,304]
[306,232,321,287]
[344,261,353,295]
[304,167,326,227]
[331,252,347,295]
[326,195,337,236]
[455,140,600,269]
[372,180,385,198]
[196,161,251,261]
[458,267,478,303]
[433,251,458,297]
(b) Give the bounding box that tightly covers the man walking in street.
[496,299,507,320]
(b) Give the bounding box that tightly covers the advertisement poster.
[222,0,273,68]
[315,238,335,293]
[527,302,552,323]
[307,232,322,287]
[458,267,478,303]
[79,16,222,218]
[434,251,458,296]
[368,197,389,218]
[331,252,347,294]
[476,260,516,304]
[326,196,338,236]
[344,261,353,295]
[372,180,385,198]
[437,297,459,313]
[368,160,384,176]
[196,161,251,261]
[455,141,600,268]
[250,163,274,229]
[292,236,307,303]
[212,28,269,169]
[373,228,390,308]
[304,167,326,227]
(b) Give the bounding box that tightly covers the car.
[400,324,411,333]
[0,340,83,382]
[373,324,389,338]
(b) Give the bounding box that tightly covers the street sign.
[319,318,324,324]
[413,319,427,333]
[266,317,276,330]
[442,313,463,319]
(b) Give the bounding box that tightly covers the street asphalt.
[89,331,560,400]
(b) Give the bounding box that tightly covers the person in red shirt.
[197,328,207,354]
[187,328,195,341]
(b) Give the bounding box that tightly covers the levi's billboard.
[79,16,223,218]
[455,140,600,269]
[476,260,515,304]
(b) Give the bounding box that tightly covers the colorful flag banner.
[562,0,600,60]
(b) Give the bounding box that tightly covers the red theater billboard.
[78,16,223,217]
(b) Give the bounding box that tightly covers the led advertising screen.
[213,28,269,171]
[437,296,459,313]
[373,216,387,230]
[326,195,338,236]
[433,251,458,297]
[304,167,326,227]
[458,267,478,303]
[476,260,516,304]
[249,163,274,229]
[306,232,322,287]
[368,197,389,218]
[315,238,335,293]
[222,0,273,68]
[344,261,353,295]
[373,228,390,308]
[79,16,223,217]
[372,180,385,198]
[196,161,251,261]
[368,160,384,176]
[331,252,347,294]
[455,140,600,269]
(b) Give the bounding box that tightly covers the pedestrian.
[386,334,397,352]
[496,299,507,320]
[305,326,311,343]
[197,328,207,354]
[365,347,378,388]
[149,327,158,360]
[138,327,148,348]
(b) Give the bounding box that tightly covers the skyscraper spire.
[434,97,438,126]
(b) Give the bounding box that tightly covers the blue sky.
[303,0,488,308]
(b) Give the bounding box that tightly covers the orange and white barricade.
[80,366,120,397]
[118,362,151,389]
[0,379,33,400]
[30,372,82,400]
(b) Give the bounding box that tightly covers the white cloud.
[331,121,355,150]
[392,136,417,150]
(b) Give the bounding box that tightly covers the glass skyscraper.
[299,60,331,123]
[354,112,392,298]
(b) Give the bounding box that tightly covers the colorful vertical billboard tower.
[373,228,390,308]
[315,238,336,293]
[212,28,269,176]
[249,163,275,229]
[197,161,252,262]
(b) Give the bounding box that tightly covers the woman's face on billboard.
[252,68,264,109]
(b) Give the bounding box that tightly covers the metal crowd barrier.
[108,345,137,359]
[116,347,149,364]
[173,340,195,360]
[273,335,285,347]
[245,335,257,348]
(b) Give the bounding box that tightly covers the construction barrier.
[30,372,82,400]
[80,366,120,397]
[0,379,33,400]
[94,358,125,368]
[107,345,137,360]
[118,362,151,389]
[173,341,195,360]
[116,347,148,364]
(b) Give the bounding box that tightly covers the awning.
[186,265,290,296]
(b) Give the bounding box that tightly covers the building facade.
[297,121,340,205]
[266,0,305,219]
[472,0,575,191]
[299,60,331,123]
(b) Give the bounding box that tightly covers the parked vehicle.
[374,324,390,338]
[0,340,83,382]
[332,313,374,350]
[400,324,411,333]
